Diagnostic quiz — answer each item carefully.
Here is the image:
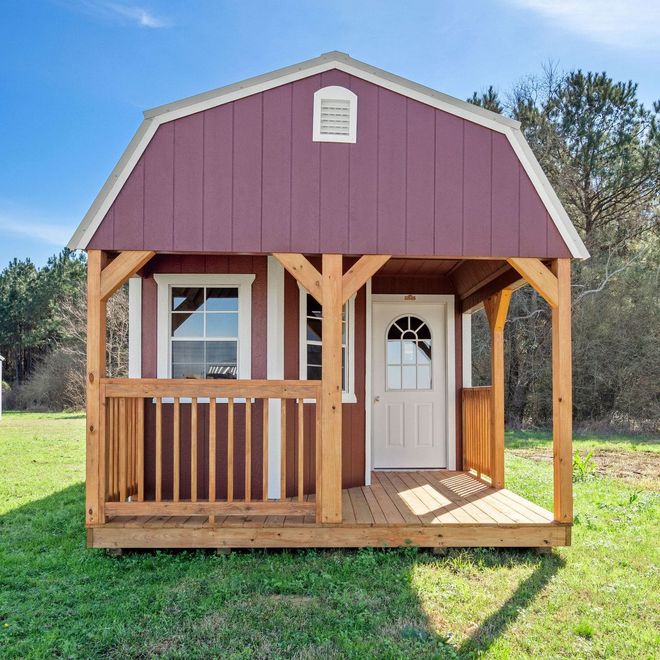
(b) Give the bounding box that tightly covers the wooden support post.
[551,259,573,523]
[86,250,107,526]
[483,290,511,490]
[318,254,343,523]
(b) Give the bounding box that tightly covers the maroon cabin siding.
[88,71,571,258]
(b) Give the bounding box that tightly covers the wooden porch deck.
[89,471,570,549]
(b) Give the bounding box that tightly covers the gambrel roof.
[68,51,588,259]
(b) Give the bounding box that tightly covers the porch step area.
[91,472,569,549]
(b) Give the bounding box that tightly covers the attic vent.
[313,86,358,143]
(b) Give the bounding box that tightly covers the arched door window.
[386,315,432,390]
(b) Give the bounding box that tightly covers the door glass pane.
[417,365,432,389]
[387,340,401,364]
[402,340,416,364]
[416,340,432,364]
[402,365,416,389]
[387,366,401,390]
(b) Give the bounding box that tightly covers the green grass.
[0,412,658,658]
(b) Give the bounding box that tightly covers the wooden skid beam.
[100,250,154,302]
[551,259,573,523]
[104,501,315,517]
[507,257,559,308]
[273,253,323,304]
[90,522,571,549]
[341,255,390,303]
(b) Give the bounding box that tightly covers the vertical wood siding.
[88,72,571,258]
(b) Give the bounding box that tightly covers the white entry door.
[372,299,448,469]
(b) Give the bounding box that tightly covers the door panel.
[372,301,447,469]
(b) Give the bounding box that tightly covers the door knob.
[374,395,381,403]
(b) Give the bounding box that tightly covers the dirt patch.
[267,594,318,605]
[510,448,659,487]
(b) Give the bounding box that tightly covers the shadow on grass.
[1,483,565,657]
[506,428,657,451]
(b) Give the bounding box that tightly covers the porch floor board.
[92,471,569,548]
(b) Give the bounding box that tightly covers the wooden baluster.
[280,399,287,501]
[136,397,144,502]
[262,399,269,501]
[227,398,234,502]
[173,397,180,502]
[113,398,119,500]
[297,398,304,502]
[191,397,198,503]
[107,398,113,501]
[245,398,252,502]
[208,397,216,525]
[128,398,134,496]
[155,397,162,502]
[118,397,127,501]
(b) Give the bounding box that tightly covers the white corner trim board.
[266,257,284,499]
[128,277,142,378]
[67,51,588,259]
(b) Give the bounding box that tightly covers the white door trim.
[366,293,456,474]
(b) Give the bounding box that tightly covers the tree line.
[0,66,657,431]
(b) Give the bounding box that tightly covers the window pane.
[307,294,322,319]
[306,318,322,342]
[387,340,401,365]
[402,340,416,364]
[307,344,322,367]
[402,365,416,389]
[307,365,322,380]
[206,341,237,365]
[172,287,204,313]
[417,365,431,389]
[172,363,205,379]
[172,312,204,337]
[206,312,238,337]
[387,366,401,390]
[409,316,423,331]
[388,323,402,340]
[342,347,346,391]
[417,323,431,340]
[206,287,238,311]
[172,341,204,364]
[417,340,432,364]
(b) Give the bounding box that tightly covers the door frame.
[365,290,456,483]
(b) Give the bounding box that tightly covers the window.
[299,287,356,402]
[386,315,432,391]
[312,86,358,143]
[155,274,255,380]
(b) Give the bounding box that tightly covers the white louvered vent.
[320,98,351,136]
[313,86,358,143]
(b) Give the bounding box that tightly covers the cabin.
[68,52,587,551]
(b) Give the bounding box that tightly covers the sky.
[0,0,658,268]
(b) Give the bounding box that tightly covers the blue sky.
[1,0,658,268]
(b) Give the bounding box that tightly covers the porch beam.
[318,254,343,523]
[86,250,107,526]
[100,250,155,302]
[483,289,511,489]
[507,257,558,309]
[341,255,391,303]
[273,253,323,305]
[551,259,573,523]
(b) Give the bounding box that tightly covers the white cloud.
[0,203,73,248]
[505,0,660,50]
[76,1,170,29]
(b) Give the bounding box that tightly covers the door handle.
[374,395,381,403]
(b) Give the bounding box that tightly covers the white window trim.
[313,85,358,143]
[298,283,357,404]
[154,273,255,402]
[462,312,472,388]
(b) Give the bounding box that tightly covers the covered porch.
[85,250,573,550]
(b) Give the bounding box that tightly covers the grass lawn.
[0,412,658,658]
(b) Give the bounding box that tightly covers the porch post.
[319,254,343,523]
[86,250,107,526]
[483,290,511,489]
[551,259,573,523]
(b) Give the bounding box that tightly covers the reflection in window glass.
[386,315,432,390]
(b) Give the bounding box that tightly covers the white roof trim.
[68,51,589,258]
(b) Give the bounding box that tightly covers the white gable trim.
[68,51,588,259]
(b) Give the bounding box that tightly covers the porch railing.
[462,386,492,482]
[99,379,320,521]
